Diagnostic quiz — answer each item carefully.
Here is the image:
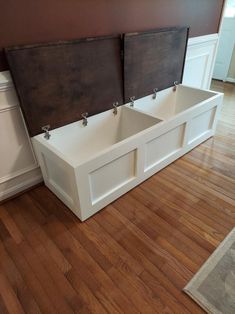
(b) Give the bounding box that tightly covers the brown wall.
[0,0,224,71]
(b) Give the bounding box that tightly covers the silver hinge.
[82,112,88,126]
[130,96,135,107]
[173,81,179,92]
[153,88,158,99]
[41,125,51,140]
[113,102,118,115]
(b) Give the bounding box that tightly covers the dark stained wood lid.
[124,27,189,103]
[6,35,124,137]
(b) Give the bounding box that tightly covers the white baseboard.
[0,168,43,201]
[226,77,235,83]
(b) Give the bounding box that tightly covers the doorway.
[213,0,235,82]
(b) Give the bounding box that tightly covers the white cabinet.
[33,85,223,221]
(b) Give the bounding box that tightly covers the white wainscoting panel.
[0,34,219,200]
[183,34,219,89]
[0,71,42,201]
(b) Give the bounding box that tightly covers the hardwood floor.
[0,80,234,313]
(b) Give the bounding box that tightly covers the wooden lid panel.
[124,27,189,102]
[6,36,123,137]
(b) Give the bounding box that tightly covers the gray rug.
[184,228,235,314]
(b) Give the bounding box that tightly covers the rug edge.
[183,288,213,314]
[182,228,235,314]
[184,228,235,291]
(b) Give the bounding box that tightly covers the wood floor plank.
[24,194,72,270]
[6,206,87,313]
[131,186,211,260]
[43,215,138,314]
[29,191,142,313]
[154,170,235,227]
[95,209,203,313]
[0,206,23,244]
[0,241,42,314]
[122,192,208,264]
[138,182,220,251]
[0,235,57,313]
[173,159,235,199]
[0,293,9,314]
[0,80,234,313]
[0,272,25,314]
[153,176,233,231]
[19,240,74,314]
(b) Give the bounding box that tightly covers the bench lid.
[124,27,189,103]
[6,27,189,137]
[5,35,124,137]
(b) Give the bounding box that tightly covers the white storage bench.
[6,27,223,221]
[32,85,222,221]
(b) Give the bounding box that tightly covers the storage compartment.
[39,106,160,165]
[132,85,219,120]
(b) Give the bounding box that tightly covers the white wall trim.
[188,34,219,47]
[0,104,40,174]
[183,33,219,89]
[0,174,42,201]
[0,71,13,91]
[0,71,42,201]
[0,164,40,184]
[0,73,39,165]
[226,77,235,83]
[0,105,18,113]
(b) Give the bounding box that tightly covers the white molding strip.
[188,33,219,47]
[0,164,40,184]
[0,105,18,113]
[0,174,42,201]
[226,77,235,83]
[0,71,13,91]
